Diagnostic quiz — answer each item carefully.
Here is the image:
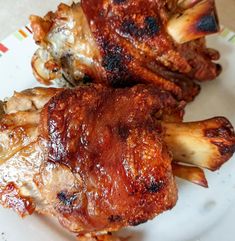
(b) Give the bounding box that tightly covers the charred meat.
[30,0,221,102]
[0,85,234,235]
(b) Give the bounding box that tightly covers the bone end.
[167,0,220,44]
[163,117,235,171]
[172,163,208,188]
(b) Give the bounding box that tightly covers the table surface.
[0,0,234,40]
[0,1,235,241]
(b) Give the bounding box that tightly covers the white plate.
[0,27,235,241]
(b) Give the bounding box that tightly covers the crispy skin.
[30,1,221,101]
[81,0,220,83]
[0,85,235,236]
[39,85,181,233]
[0,85,182,233]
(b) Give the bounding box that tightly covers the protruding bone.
[163,117,235,171]
[167,0,219,44]
[172,163,208,187]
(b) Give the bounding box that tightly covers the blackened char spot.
[101,43,133,86]
[57,192,77,206]
[113,0,126,3]
[121,21,140,37]
[129,219,148,226]
[103,52,123,72]
[117,123,130,140]
[108,215,123,222]
[212,142,235,156]
[144,16,160,36]
[146,180,164,193]
[102,45,126,73]
[196,15,218,32]
[120,16,160,38]
[205,126,234,138]
[82,74,93,84]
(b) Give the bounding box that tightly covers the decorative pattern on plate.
[0,26,32,58]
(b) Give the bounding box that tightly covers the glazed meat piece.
[0,85,181,233]
[0,85,234,237]
[30,0,221,102]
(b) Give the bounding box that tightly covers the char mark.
[204,120,235,156]
[117,123,130,140]
[108,215,123,222]
[103,52,123,72]
[205,126,234,138]
[82,74,93,84]
[145,16,160,36]
[101,43,133,86]
[196,15,218,33]
[146,179,164,193]
[120,16,160,39]
[102,44,130,73]
[57,192,77,206]
[212,142,235,156]
[113,0,127,4]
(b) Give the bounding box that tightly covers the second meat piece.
[30,0,221,102]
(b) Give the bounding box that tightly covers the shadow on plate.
[35,214,77,241]
[116,229,145,241]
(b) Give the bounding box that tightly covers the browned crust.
[29,1,221,102]
[38,84,180,233]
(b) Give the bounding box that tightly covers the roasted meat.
[30,0,221,102]
[0,85,234,236]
